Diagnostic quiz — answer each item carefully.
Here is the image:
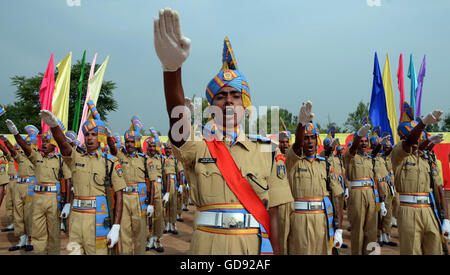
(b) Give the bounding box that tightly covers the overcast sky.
[1,0,449,135]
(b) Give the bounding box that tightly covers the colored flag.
[407,54,418,116]
[77,53,97,143]
[396,53,405,123]
[369,52,394,144]
[39,53,55,133]
[72,50,86,132]
[415,55,426,118]
[382,53,399,144]
[52,52,72,130]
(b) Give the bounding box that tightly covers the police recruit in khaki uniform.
[343,118,388,255]
[0,139,16,233]
[145,138,165,252]
[153,8,293,254]
[162,144,179,234]
[392,103,450,255]
[6,125,71,254]
[107,116,151,255]
[285,102,343,255]
[40,108,127,255]
[382,141,400,229]
[3,122,38,252]
[0,141,9,227]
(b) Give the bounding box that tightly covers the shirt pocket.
[195,163,223,199]
[402,161,418,184]
[245,169,269,200]
[294,166,312,196]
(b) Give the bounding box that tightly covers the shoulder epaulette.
[248,134,271,144]
[103,153,119,163]
[317,156,326,161]
[137,152,146,158]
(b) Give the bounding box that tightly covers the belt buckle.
[80,200,88,208]
[222,213,244,229]
[416,198,428,204]
[310,202,322,210]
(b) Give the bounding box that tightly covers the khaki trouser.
[278,202,293,255]
[119,191,147,255]
[392,192,400,218]
[69,210,107,255]
[287,211,330,255]
[14,182,33,237]
[164,177,177,225]
[151,180,164,238]
[398,205,443,255]
[6,179,15,225]
[31,191,60,254]
[349,188,378,255]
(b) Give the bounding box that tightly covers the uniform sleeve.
[391,142,409,171]
[268,148,294,208]
[0,157,8,185]
[28,150,40,165]
[286,147,301,174]
[62,147,79,170]
[110,160,126,192]
[171,138,200,173]
[62,161,72,179]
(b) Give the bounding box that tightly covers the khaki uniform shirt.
[14,152,35,177]
[63,148,126,197]
[391,142,441,193]
[343,150,374,182]
[29,151,70,184]
[0,152,8,185]
[172,132,292,209]
[117,150,146,184]
[147,154,163,181]
[164,156,177,175]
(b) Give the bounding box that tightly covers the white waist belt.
[73,198,97,208]
[196,212,260,229]
[18,177,32,184]
[350,180,373,188]
[34,185,58,192]
[124,186,139,193]
[294,201,325,211]
[399,194,430,205]
[155,178,162,183]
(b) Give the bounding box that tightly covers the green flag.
[72,50,86,132]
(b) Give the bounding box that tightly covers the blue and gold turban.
[0,104,6,117]
[304,122,319,136]
[398,102,418,140]
[124,115,143,148]
[83,100,107,145]
[65,131,77,143]
[24,125,39,149]
[369,126,381,148]
[205,37,251,109]
[323,126,336,147]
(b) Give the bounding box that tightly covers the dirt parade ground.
[0,193,448,255]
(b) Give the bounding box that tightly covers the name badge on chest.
[198,158,217,164]
[75,163,85,167]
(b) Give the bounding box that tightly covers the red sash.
[204,139,270,235]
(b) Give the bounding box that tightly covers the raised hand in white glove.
[298,101,314,126]
[186,184,189,190]
[60,203,71,218]
[380,135,391,145]
[422,110,444,125]
[357,124,371,137]
[107,224,120,248]
[154,8,191,72]
[380,202,388,216]
[178,185,183,194]
[5,120,18,135]
[162,192,170,204]
[334,229,343,248]
[105,127,111,138]
[429,133,444,144]
[146,205,154,218]
[331,138,340,148]
[40,110,59,128]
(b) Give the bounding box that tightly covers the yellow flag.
[87,56,109,120]
[382,54,399,144]
[52,52,72,130]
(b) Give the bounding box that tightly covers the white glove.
[331,138,340,148]
[422,110,444,125]
[154,8,191,72]
[298,101,314,126]
[107,224,120,248]
[146,205,154,217]
[186,184,189,190]
[442,219,450,240]
[5,120,18,135]
[380,202,387,217]
[429,133,444,144]
[60,203,71,218]
[343,188,349,199]
[334,229,343,248]
[162,192,170,204]
[178,185,183,194]
[380,135,391,145]
[40,110,59,128]
[105,127,111,137]
[357,124,371,137]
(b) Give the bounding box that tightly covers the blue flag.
[369,52,394,144]
[407,54,418,116]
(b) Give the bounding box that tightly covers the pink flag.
[397,53,405,123]
[39,53,55,133]
[77,53,97,143]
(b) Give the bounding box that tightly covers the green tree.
[343,101,370,133]
[440,113,450,132]
[0,60,118,134]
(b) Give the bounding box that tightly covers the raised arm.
[40,110,72,156]
[403,110,443,153]
[292,101,314,156]
[154,8,191,147]
[5,120,32,157]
